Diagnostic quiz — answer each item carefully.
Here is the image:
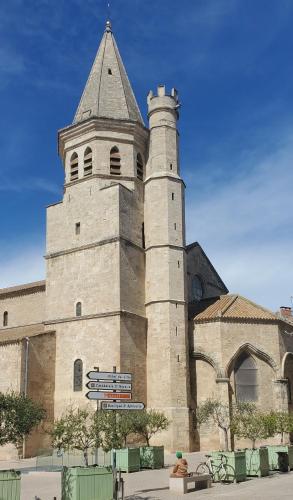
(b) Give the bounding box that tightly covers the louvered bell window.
[84,147,93,177]
[70,153,79,181]
[137,153,143,180]
[110,147,121,175]
[235,352,258,402]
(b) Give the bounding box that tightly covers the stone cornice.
[64,173,141,190]
[0,281,46,300]
[45,236,144,260]
[145,299,186,307]
[145,244,185,252]
[44,309,146,326]
[144,174,186,188]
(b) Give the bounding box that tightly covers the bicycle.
[195,453,235,483]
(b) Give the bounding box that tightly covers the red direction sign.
[86,391,132,401]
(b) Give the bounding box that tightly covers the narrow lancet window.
[137,153,143,180]
[76,302,82,317]
[3,311,8,327]
[70,152,79,181]
[73,359,83,391]
[110,147,121,175]
[84,147,93,177]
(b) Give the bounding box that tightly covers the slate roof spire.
[73,21,143,125]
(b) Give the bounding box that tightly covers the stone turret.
[145,85,192,451]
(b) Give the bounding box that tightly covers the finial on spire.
[105,20,112,32]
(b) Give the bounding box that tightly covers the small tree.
[195,398,255,451]
[51,407,102,466]
[97,410,124,452]
[0,392,45,453]
[268,411,293,444]
[232,410,275,449]
[133,410,170,447]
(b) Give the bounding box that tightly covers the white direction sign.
[87,381,132,391]
[86,391,132,401]
[87,371,132,382]
[101,402,145,410]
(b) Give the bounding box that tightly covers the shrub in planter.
[140,445,164,469]
[0,470,21,500]
[245,448,269,477]
[62,466,113,500]
[211,450,246,483]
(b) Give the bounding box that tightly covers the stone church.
[1,21,293,458]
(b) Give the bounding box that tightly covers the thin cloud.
[186,131,293,311]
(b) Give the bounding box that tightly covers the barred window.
[110,147,121,175]
[235,353,258,402]
[70,152,79,181]
[73,359,83,391]
[84,147,93,177]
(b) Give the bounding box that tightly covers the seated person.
[170,451,189,477]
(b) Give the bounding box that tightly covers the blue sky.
[0,0,292,311]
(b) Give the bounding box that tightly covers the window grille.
[110,147,121,175]
[70,152,79,181]
[235,352,258,402]
[84,147,93,177]
[137,153,143,180]
[73,359,83,391]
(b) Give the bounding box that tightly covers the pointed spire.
[73,23,143,125]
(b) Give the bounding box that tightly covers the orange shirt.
[172,458,189,477]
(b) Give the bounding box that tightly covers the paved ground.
[1,453,293,499]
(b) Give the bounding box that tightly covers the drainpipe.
[22,337,30,459]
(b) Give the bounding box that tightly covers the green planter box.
[140,446,164,469]
[61,466,113,500]
[0,470,21,500]
[245,448,269,477]
[111,448,140,473]
[267,445,293,471]
[211,451,246,482]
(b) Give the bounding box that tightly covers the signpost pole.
[93,366,100,466]
[113,365,118,500]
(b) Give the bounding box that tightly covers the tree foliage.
[232,410,275,448]
[51,407,102,466]
[0,392,45,450]
[195,398,256,451]
[267,411,293,444]
[132,409,170,447]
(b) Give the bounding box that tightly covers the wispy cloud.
[0,177,61,195]
[186,129,293,311]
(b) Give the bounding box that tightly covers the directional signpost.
[101,402,145,410]
[86,391,132,401]
[86,381,132,391]
[87,371,132,381]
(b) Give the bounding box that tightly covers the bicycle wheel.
[195,462,210,476]
[218,464,235,483]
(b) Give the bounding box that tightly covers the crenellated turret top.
[73,21,143,125]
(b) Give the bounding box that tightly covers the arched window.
[70,152,79,181]
[76,302,82,317]
[3,311,8,327]
[110,147,121,175]
[73,359,83,391]
[235,352,258,402]
[136,153,143,180]
[84,147,93,177]
[191,275,204,302]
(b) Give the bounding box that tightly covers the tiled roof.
[193,294,278,322]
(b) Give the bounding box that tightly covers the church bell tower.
[145,86,191,451]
